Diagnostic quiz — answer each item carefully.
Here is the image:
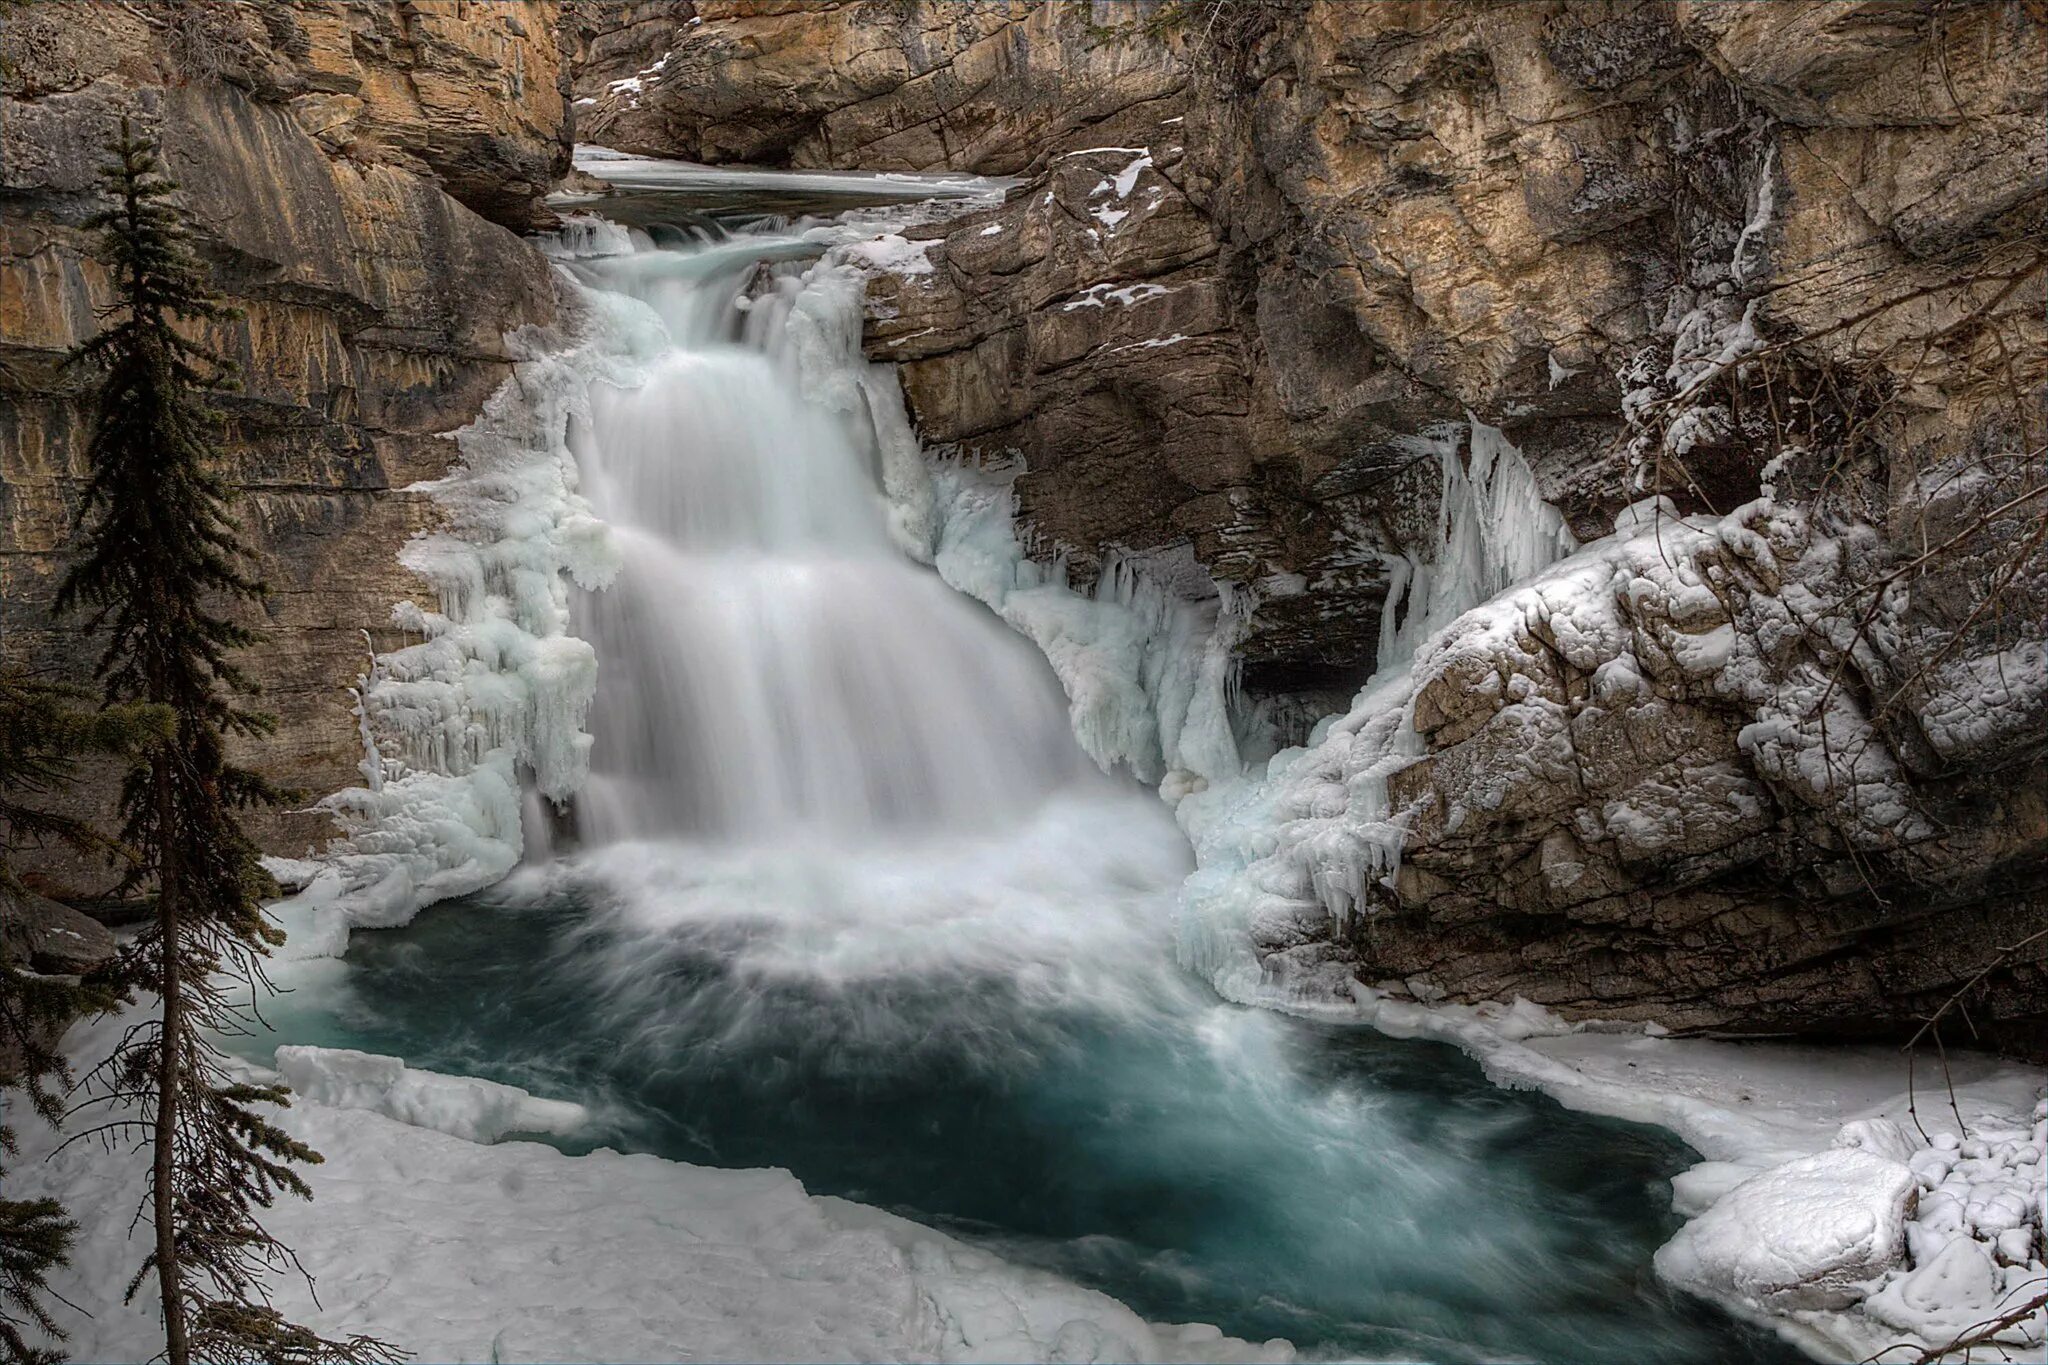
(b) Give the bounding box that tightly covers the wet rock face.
[4,0,570,232]
[576,0,2047,1044]
[0,1,565,897]
[592,0,2044,691]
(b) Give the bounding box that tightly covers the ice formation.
[272,229,672,951]
[1174,420,1577,1002]
[274,1045,589,1144]
[921,458,1245,790]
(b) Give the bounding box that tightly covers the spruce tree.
[1,674,167,1365]
[54,117,395,1365]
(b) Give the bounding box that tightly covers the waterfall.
[553,229,1096,846]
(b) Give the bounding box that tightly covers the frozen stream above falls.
[238,174,1813,1363]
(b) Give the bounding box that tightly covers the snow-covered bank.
[16,1012,1290,1365]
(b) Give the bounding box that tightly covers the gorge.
[2,4,2044,1364]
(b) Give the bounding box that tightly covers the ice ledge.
[273,1045,589,1146]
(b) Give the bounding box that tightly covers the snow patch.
[1062,281,1172,311]
[844,232,937,277]
[274,1045,589,1145]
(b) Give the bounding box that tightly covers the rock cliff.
[1,0,567,897]
[576,0,2047,1048]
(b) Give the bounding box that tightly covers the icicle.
[1175,418,1577,1005]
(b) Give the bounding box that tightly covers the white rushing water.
[492,209,1207,1015]
[557,231,1091,847]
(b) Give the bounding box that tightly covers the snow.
[14,1012,1292,1365]
[1656,1076,2046,1359]
[274,1045,589,1145]
[1105,152,1152,201]
[1916,641,2048,757]
[1062,283,1174,312]
[844,232,937,277]
[1071,148,1153,234]
[1656,1148,1918,1312]
[1109,332,1189,352]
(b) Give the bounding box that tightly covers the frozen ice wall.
[1175,422,1577,1004]
[920,457,1248,793]
[280,254,670,941]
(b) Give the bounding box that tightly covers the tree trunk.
[151,751,188,1365]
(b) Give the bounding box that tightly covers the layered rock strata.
[1,0,566,897]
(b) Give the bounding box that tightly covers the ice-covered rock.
[1654,1148,1915,1312]
[1835,1118,1919,1165]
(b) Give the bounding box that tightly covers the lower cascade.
[237,190,1809,1364]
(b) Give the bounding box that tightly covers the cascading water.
[246,179,1801,1365]
[558,234,1087,845]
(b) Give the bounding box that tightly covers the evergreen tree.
[1,673,167,1365]
[54,117,395,1365]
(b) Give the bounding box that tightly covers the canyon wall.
[576,0,2048,1048]
[1,0,568,898]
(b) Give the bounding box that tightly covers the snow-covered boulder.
[1655,1148,1916,1311]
